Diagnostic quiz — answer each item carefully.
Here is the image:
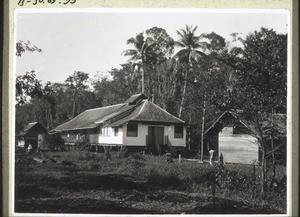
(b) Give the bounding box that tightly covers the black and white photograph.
[13,9,289,215]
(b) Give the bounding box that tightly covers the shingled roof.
[51,94,185,133]
[108,100,185,127]
[50,104,123,133]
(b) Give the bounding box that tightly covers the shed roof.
[204,111,246,135]
[205,110,286,138]
[24,122,38,132]
[21,122,48,136]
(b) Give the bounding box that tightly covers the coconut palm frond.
[193,35,202,41]
[194,49,207,57]
[194,41,209,50]
[175,41,186,48]
[176,30,185,39]
[173,49,188,61]
[122,49,138,57]
[132,62,142,71]
[185,25,191,33]
[191,25,198,34]
[126,56,138,63]
[188,51,196,64]
[199,33,207,39]
[135,33,145,49]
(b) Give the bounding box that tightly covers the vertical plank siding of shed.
[219,127,259,164]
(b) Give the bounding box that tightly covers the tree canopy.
[16,40,42,57]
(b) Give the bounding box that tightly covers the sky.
[15,9,289,83]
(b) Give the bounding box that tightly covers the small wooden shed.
[204,111,259,164]
[20,122,48,150]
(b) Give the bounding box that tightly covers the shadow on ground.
[15,198,158,214]
[14,161,285,214]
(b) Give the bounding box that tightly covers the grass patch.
[15,149,286,214]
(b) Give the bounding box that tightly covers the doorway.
[147,126,164,155]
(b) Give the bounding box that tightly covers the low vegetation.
[15,148,286,214]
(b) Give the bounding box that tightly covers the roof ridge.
[85,103,124,112]
[95,104,135,124]
[204,110,254,135]
[128,99,148,120]
[204,111,229,135]
[131,93,142,96]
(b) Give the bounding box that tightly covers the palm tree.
[122,33,156,94]
[155,58,180,112]
[174,25,207,118]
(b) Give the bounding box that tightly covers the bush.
[129,152,145,160]
[215,164,239,192]
[61,160,76,166]
[78,152,105,161]
[145,168,182,189]
[118,146,129,158]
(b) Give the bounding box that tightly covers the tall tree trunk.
[147,69,150,97]
[256,116,268,195]
[252,162,256,198]
[200,97,206,161]
[33,101,37,120]
[261,143,267,195]
[34,107,36,120]
[152,87,155,103]
[45,109,50,129]
[140,55,145,94]
[72,89,77,118]
[189,105,192,123]
[141,68,145,94]
[178,69,188,118]
[270,107,276,190]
